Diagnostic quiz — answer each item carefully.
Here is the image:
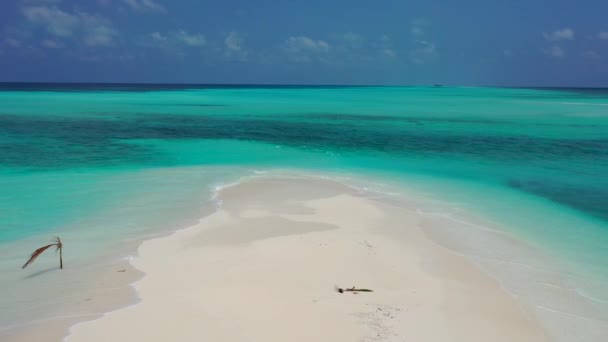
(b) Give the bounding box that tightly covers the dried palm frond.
[22,236,63,270]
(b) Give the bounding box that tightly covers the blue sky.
[1,0,608,86]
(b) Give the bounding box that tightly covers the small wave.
[575,287,608,305]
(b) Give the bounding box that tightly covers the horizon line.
[0,81,607,90]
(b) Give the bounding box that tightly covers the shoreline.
[5,171,607,341]
[2,248,143,342]
[64,176,547,341]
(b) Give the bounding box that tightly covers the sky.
[1,0,608,86]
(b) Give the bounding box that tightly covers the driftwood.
[22,237,63,270]
[336,286,373,294]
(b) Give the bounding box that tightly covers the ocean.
[1,84,607,339]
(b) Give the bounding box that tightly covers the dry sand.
[65,177,547,341]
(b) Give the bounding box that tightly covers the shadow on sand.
[23,267,60,279]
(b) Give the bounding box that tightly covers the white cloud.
[42,39,62,48]
[383,48,396,58]
[582,50,600,59]
[410,26,424,36]
[22,6,79,37]
[83,24,118,47]
[598,32,608,40]
[410,18,428,37]
[20,0,63,3]
[150,31,167,42]
[285,36,329,53]
[22,5,118,47]
[224,31,248,61]
[174,30,206,46]
[145,30,206,51]
[411,41,437,64]
[543,28,574,41]
[545,45,564,57]
[283,36,329,63]
[5,38,21,47]
[540,28,575,59]
[329,32,365,52]
[124,0,166,13]
[319,32,397,64]
[408,18,437,64]
[372,34,396,59]
[225,31,243,52]
[341,32,363,48]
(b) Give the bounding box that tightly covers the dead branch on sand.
[22,237,63,270]
[335,286,373,294]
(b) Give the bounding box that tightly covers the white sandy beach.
[65,177,546,341]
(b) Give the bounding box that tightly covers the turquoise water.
[1,84,608,338]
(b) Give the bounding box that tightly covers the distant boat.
[433,84,443,87]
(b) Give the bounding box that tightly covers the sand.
[65,177,547,341]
